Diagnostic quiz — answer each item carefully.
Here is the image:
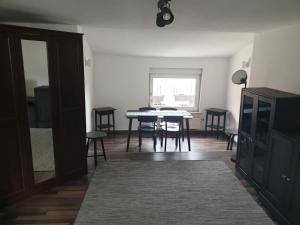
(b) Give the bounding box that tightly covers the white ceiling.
[1,0,300,57]
[83,27,253,57]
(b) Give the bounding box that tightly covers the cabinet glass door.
[238,134,252,174]
[241,95,254,135]
[255,100,271,144]
[252,145,267,185]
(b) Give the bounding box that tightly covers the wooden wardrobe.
[0,24,87,206]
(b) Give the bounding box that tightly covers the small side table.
[205,108,227,138]
[94,107,116,135]
[86,131,107,167]
[225,128,238,150]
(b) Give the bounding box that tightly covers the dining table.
[125,110,193,152]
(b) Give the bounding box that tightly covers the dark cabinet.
[265,130,300,225]
[236,88,300,225]
[237,89,275,188]
[0,24,86,205]
[265,131,295,212]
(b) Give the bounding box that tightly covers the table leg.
[126,118,133,152]
[100,115,102,130]
[95,112,98,131]
[93,139,97,167]
[217,115,220,139]
[205,112,208,135]
[223,113,227,133]
[101,138,107,160]
[186,118,191,151]
[211,115,214,132]
[227,134,231,150]
[108,114,111,134]
[112,112,115,135]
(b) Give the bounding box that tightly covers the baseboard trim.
[107,130,227,136]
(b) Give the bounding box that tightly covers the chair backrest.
[138,116,158,123]
[163,116,183,124]
[160,107,177,111]
[139,107,156,111]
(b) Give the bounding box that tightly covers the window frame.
[149,68,203,112]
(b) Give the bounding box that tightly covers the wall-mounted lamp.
[241,58,251,69]
[156,0,174,27]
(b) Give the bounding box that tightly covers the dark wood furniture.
[205,108,227,138]
[86,131,107,167]
[0,24,86,206]
[138,116,158,152]
[160,107,184,141]
[94,107,116,135]
[139,107,156,111]
[236,87,300,225]
[161,116,184,152]
[126,110,193,152]
[138,107,157,129]
[226,128,238,150]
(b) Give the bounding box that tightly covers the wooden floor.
[0,134,277,225]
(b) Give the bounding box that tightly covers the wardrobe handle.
[281,174,287,180]
[286,177,292,182]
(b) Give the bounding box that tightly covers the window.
[149,68,202,111]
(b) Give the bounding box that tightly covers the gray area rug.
[75,161,274,225]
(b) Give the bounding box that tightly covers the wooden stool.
[225,129,238,150]
[94,107,116,135]
[86,131,107,167]
[205,108,227,138]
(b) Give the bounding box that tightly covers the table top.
[94,107,116,112]
[126,110,193,119]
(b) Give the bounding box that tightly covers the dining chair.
[138,116,158,152]
[139,107,156,111]
[161,116,184,152]
[159,107,184,142]
[139,107,157,129]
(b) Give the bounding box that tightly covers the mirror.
[21,40,56,184]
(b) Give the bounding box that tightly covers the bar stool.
[225,128,238,150]
[94,107,116,135]
[205,108,227,138]
[86,131,107,167]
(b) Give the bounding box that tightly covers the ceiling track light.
[156,0,174,27]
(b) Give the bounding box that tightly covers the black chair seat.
[86,131,107,139]
[159,107,184,141]
[161,126,180,132]
[138,115,158,152]
[161,116,184,152]
[138,126,157,132]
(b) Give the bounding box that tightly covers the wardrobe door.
[0,34,32,204]
[49,35,87,179]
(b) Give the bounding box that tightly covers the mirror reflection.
[21,40,56,184]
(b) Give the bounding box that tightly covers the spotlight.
[156,0,174,27]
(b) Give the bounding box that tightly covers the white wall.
[94,55,229,130]
[250,23,300,94]
[81,36,95,132]
[225,44,254,129]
